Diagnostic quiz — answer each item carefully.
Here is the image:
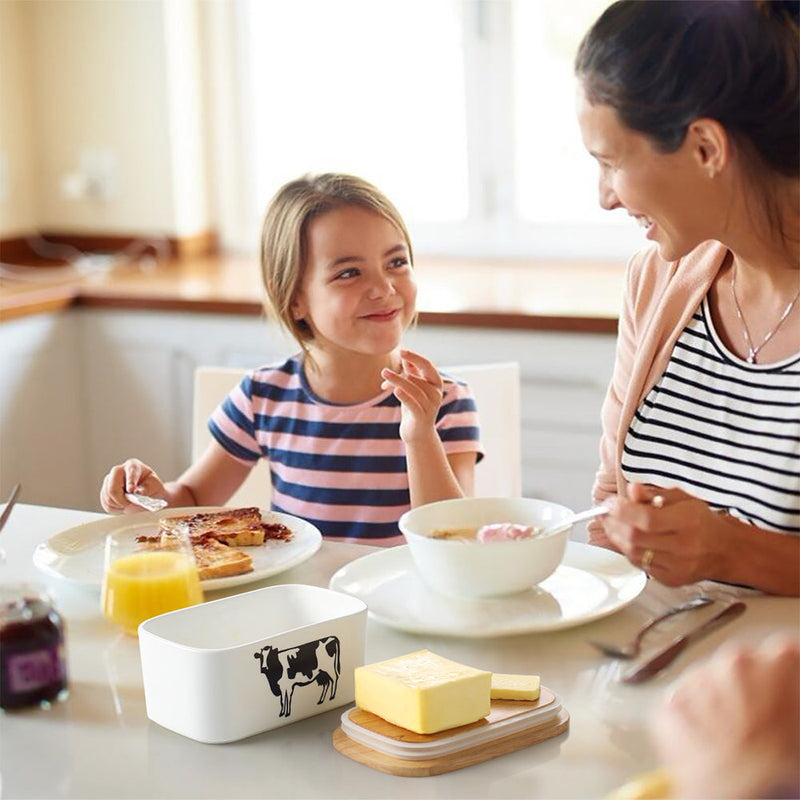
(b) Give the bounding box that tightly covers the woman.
[574,0,799,595]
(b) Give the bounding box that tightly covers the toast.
[136,532,253,581]
[191,537,254,580]
[159,507,266,547]
[135,532,254,580]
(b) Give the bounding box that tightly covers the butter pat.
[354,650,491,734]
[490,673,540,701]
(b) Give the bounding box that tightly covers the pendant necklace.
[730,262,800,364]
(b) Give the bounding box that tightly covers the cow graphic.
[254,636,340,718]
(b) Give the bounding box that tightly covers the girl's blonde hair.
[260,173,414,347]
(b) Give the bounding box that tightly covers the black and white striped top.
[621,298,800,534]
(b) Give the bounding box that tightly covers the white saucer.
[328,541,646,638]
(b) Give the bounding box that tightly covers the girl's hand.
[381,349,444,444]
[602,482,724,585]
[100,458,169,514]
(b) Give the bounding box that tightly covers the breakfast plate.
[33,506,322,591]
[328,541,646,637]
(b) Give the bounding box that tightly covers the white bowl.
[399,497,573,598]
[138,584,367,743]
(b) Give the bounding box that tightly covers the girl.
[575,0,799,593]
[100,174,481,544]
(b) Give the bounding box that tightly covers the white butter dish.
[139,584,367,744]
[340,689,562,760]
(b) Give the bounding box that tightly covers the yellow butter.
[490,673,540,701]
[354,650,491,734]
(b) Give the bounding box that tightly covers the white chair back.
[442,362,522,497]
[192,360,521,508]
[192,367,272,508]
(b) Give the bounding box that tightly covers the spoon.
[125,492,168,512]
[589,596,716,659]
[541,504,610,536]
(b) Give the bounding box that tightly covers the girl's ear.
[291,293,307,322]
[687,118,729,178]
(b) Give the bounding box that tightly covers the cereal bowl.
[399,497,573,598]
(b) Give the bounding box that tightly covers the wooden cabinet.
[1,309,617,522]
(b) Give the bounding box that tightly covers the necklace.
[730,262,800,364]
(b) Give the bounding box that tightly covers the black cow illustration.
[254,636,340,717]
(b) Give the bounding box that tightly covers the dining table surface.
[2,503,798,800]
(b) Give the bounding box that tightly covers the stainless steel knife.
[621,601,747,684]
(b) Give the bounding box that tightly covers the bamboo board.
[332,692,570,777]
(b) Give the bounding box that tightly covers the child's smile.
[359,307,402,322]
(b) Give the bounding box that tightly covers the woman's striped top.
[621,297,800,534]
[209,355,483,545]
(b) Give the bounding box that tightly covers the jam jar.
[0,583,68,710]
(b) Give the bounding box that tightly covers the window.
[216,0,641,260]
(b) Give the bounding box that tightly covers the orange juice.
[101,551,203,636]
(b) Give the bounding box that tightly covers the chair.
[192,366,272,508]
[192,360,521,507]
[442,362,521,498]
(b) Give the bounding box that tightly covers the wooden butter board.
[332,690,570,777]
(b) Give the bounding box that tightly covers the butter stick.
[354,650,491,734]
[490,673,540,700]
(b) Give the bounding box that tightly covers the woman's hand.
[602,483,724,585]
[100,458,169,514]
[652,637,800,799]
[381,349,444,444]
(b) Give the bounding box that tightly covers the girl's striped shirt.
[209,355,483,545]
[621,298,800,534]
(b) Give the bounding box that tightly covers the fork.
[589,595,715,659]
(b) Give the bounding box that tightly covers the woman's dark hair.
[575,0,799,242]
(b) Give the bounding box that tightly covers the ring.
[642,548,655,570]
[651,495,665,508]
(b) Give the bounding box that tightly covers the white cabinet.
[0,313,87,508]
[1,309,617,518]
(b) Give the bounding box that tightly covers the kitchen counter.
[0,254,625,332]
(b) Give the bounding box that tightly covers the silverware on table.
[0,483,21,534]
[541,504,610,536]
[621,601,747,684]
[589,595,715,659]
[125,492,168,512]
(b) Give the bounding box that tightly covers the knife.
[621,601,747,684]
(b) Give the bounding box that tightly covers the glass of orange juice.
[101,532,203,636]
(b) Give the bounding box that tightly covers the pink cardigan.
[591,240,729,512]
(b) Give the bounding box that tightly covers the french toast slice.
[134,533,254,580]
[191,537,254,580]
[159,507,266,547]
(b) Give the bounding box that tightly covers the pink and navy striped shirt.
[209,355,483,545]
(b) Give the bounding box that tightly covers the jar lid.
[0,582,54,624]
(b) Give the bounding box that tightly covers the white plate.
[33,507,322,592]
[328,541,646,637]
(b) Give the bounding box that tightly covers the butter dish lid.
[339,689,562,761]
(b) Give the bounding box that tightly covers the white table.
[1,504,797,799]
